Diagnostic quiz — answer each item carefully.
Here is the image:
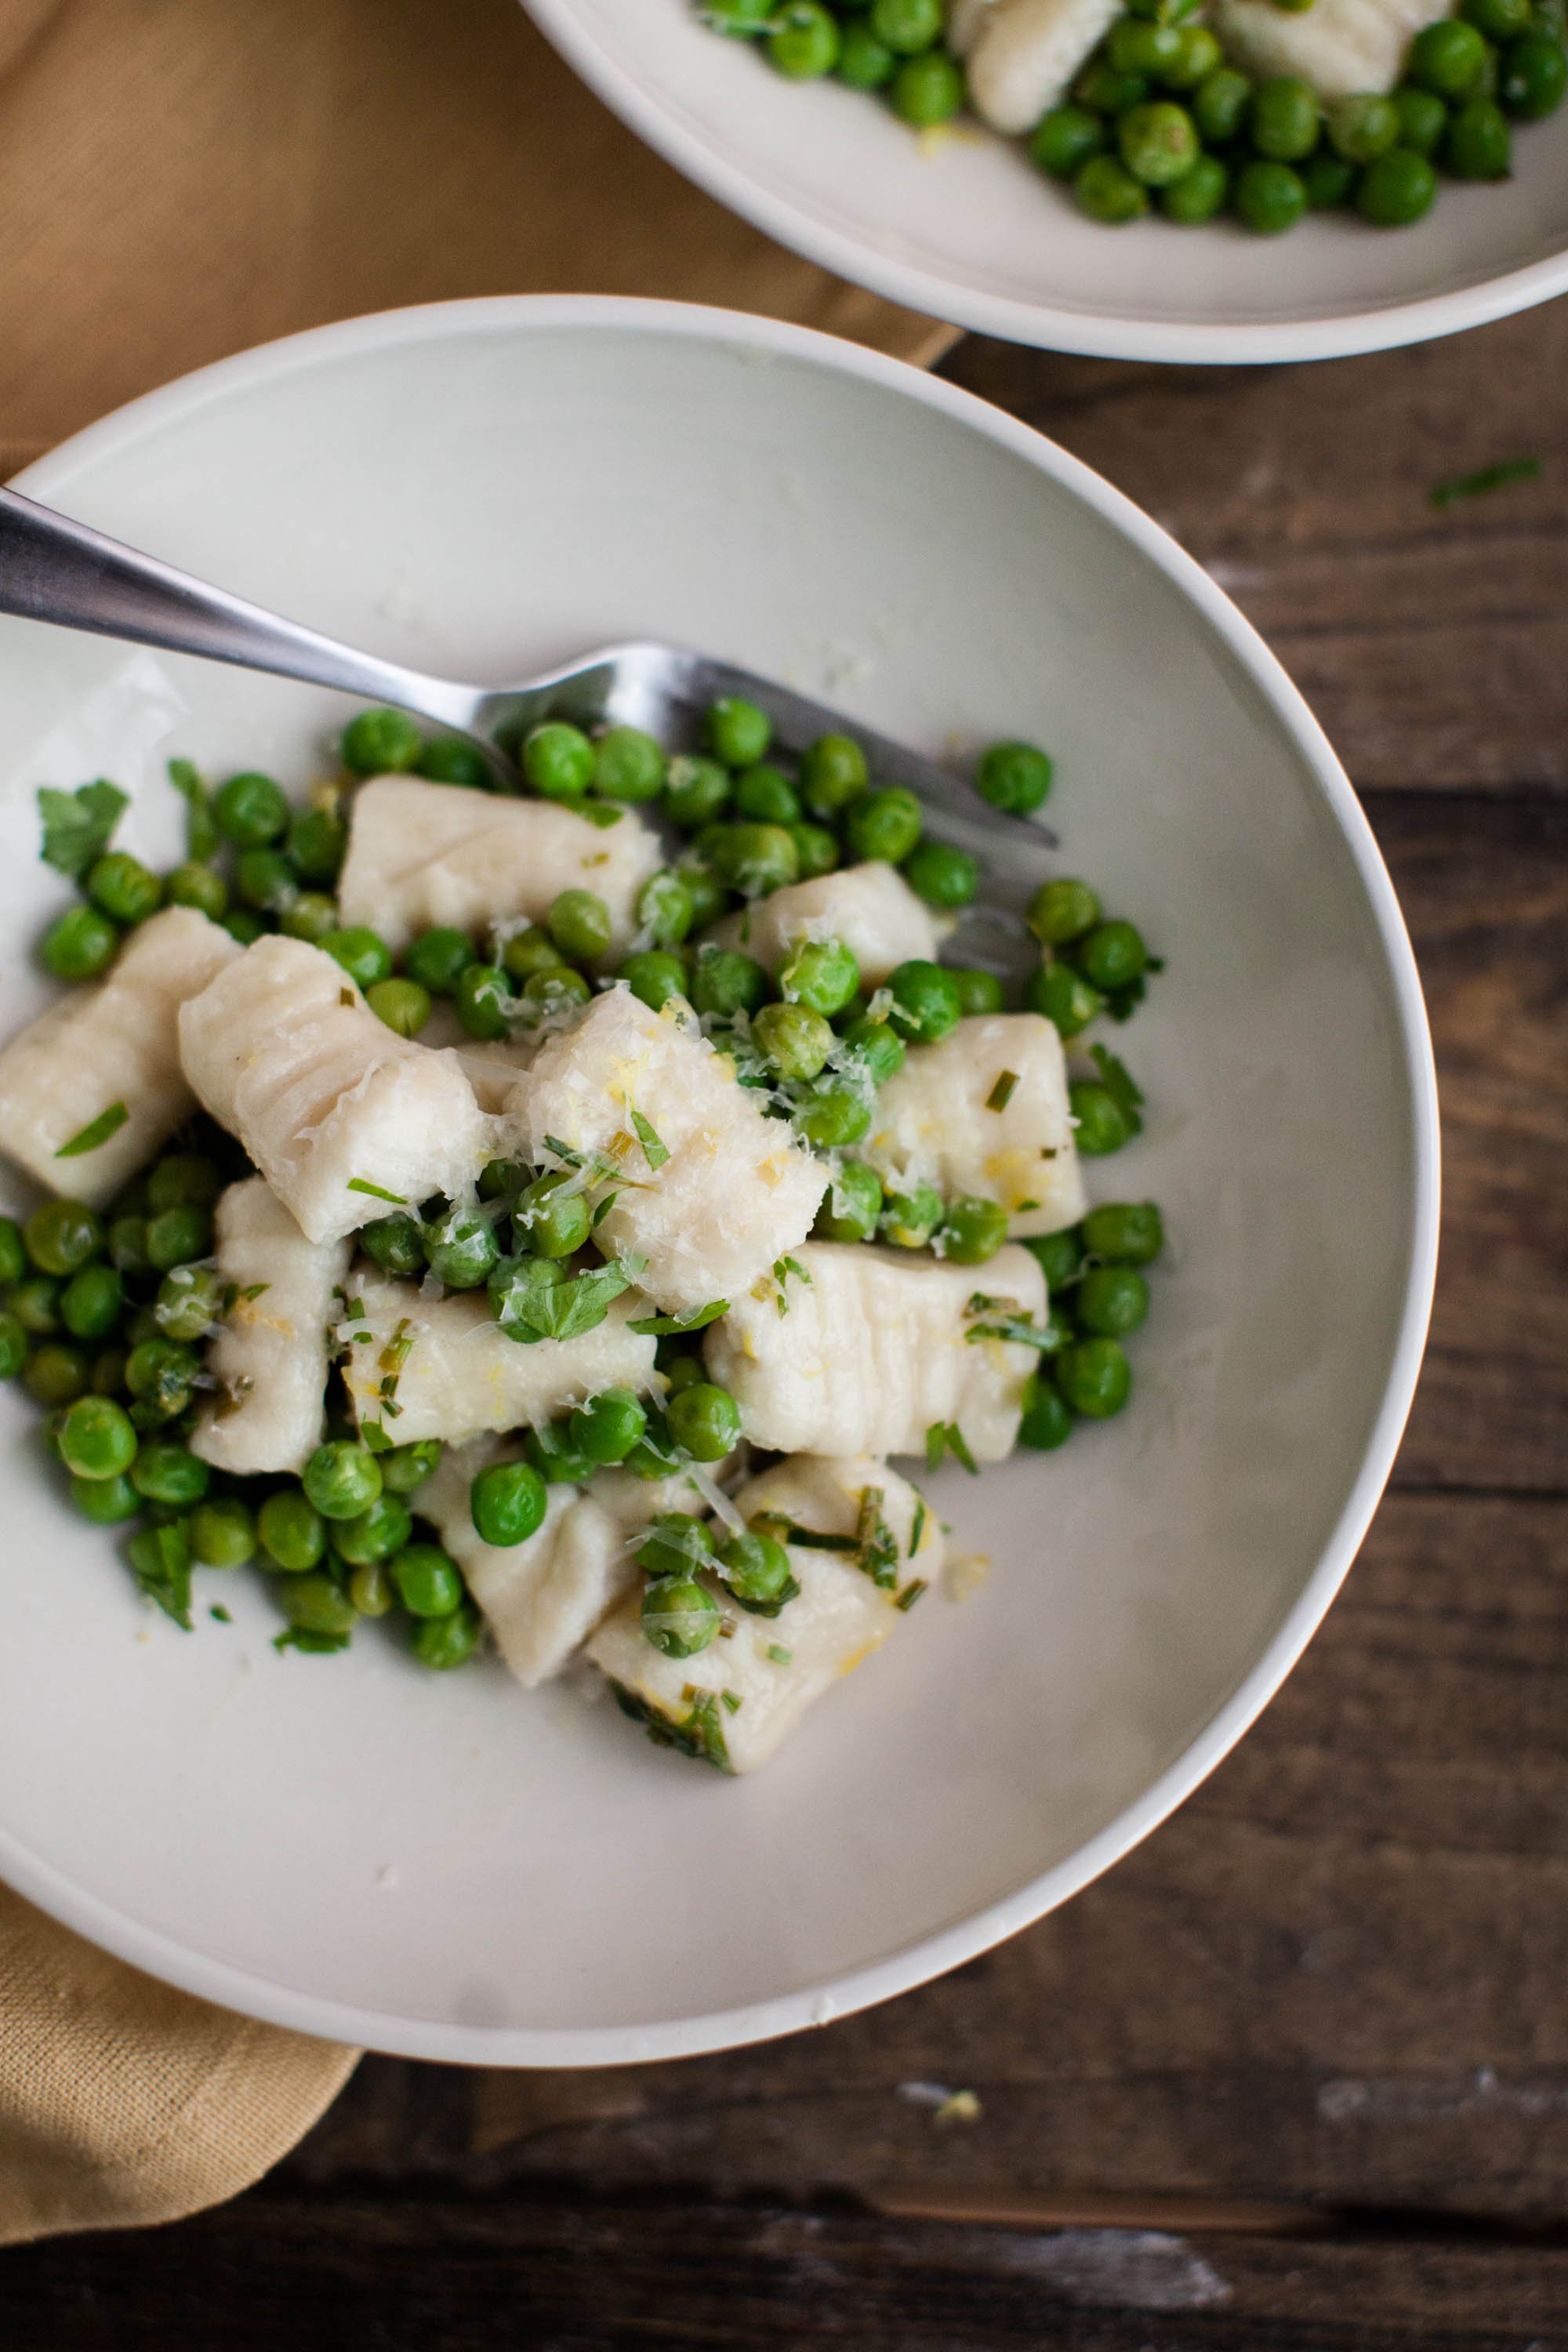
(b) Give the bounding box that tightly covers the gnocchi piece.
[191,1178,351,1475]
[337,1271,659,1446]
[336,776,662,956]
[1212,0,1450,96]
[588,1454,943,1773]
[863,1012,1085,1238]
[506,987,826,1316]
[704,1240,1046,1461]
[947,0,1007,51]
[178,935,492,1244]
[0,908,238,1208]
[965,0,1125,131]
[417,1439,640,1687]
[591,1463,710,1530]
[418,998,539,1116]
[706,861,942,988]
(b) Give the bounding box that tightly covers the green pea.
[1191,64,1251,140]
[1073,152,1150,221]
[71,1471,140,1524]
[1025,878,1095,946]
[949,967,1004,1017]
[793,1084,873,1150]
[637,1512,715,1580]
[681,863,730,929]
[938,1196,1009,1265]
[323,925,394,990]
[593,726,666,803]
[870,0,942,50]
[1031,104,1107,177]
[287,804,348,884]
[903,841,979,909]
[281,892,339,946]
[349,1563,394,1617]
[569,1388,648,1466]
[1410,14,1489,90]
[892,45,965,119]
[379,1438,443,1493]
[814,1160,884,1244]
[1162,23,1221,85]
[360,1213,428,1277]
[466,1457,550,1548]
[753,1000,834,1081]
[1077,920,1148,992]
[617,949,688,1012]
[731,765,800,827]
[500,927,566,984]
[405,927,474,996]
[255,1488,328,1571]
[125,1336,199,1417]
[86,851,162,927]
[25,1342,89,1408]
[1082,1200,1165,1264]
[799,733,868,817]
[664,756,731,830]
[1356,146,1437,223]
[26,1200,103,1278]
[844,787,922,864]
[418,739,493,790]
[1076,1264,1150,1335]
[191,1497,257,1568]
[1391,82,1448,151]
[165,858,228,918]
[1018,1374,1074,1451]
[130,1439,210,1508]
[423,1207,500,1290]
[882,1182,944,1250]
[303,1440,384,1520]
[342,708,423,775]
[212,770,286,848]
[514,1172,592,1260]
[524,721,595,800]
[709,822,800,898]
[1163,151,1231,220]
[9,1276,62,1336]
[691,946,768,1018]
[838,19,897,84]
[334,1493,415,1566]
[547,887,614,962]
[358,975,430,1040]
[1109,15,1181,73]
[1445,93,1512,170]
[146,1205,211,1271]
[1118,98,1200,182]
[412,1602,482,1668]
[0,1217,24,1284]
[1235,157,1308,232]
[641,1575,720,1658]
[638,870,695,949]
[477,1159,526,1204]
[279,1573,357,1637]
[525,966,596,1020]
[147,1156,220,1214]
[1500,31,1567,113]
[780,937,860,1018]
[391,1541,464,1617]
[1068,1080,1131,1156]
[90,1346,126,1395]
[39,902,118,984]
[1250,74,1319,157]
[1056,1336,1133,1417]
[453,962,515,1041]
[661,1349,706,1399]
[1024,1226,1083,1289]
[1327,92,1401,160]
[719,1529,793,1606]
[221,909,266,947]
[0,1311,25,1379]
[770,0,840,73]
[60,1262,124,1342]
[703,698,771,769]
[667,1381,741,1461]
[523,1423,596,1486]
[234,847,298,915]
[1302,152,1356,207]
[107,1219,152,1286]
[1463,0,1532,36]
[886,960,962,1044]
[56,1393,137,1479]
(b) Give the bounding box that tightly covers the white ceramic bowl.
[0,298,1436,2063]
[525,0,1568,362]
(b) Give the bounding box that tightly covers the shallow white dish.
[525,0,1568,362]
[0,297,1436,2063]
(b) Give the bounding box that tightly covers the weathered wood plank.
[940,314,1568,793]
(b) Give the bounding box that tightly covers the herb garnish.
[629,1107,670,1171]
[925,1421,979,1476]
[126,1522,194,1629]
[629,1298,728,1336]
[855,1486,899,1589]
[895,1580,928,1612]
[909,1497,927,1558]
[347,1177,407,1206]
[611,1679,731,1771]
[1431,456,1541,510]
[985,1070,1019,1112]
[274,1628,353,1655]
[55,1102,129,1158]
[767,1644,793,1665]
[38,779,128,877]
[1088,1044,1144,1138]
[499,1261,631,1345]
[771,1254,810,1313]
[720,1690,743,1715]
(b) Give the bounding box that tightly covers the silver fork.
[0,485,1056,946]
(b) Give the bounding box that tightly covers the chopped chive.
[55,1102,129,1158]
[909,1497,927,1558]
[721,1690,743,1714]
[895,1580,928,1612]
[985,1070,1018,1112]
[347,1177,407,1205]
[767,1643,793,1664]
[1431,456,1541,510]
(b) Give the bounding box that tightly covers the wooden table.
[10,300,1568,2350]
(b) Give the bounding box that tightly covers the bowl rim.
[0,293,1439,2066]
[523,0,1568,365]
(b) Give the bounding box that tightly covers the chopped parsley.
[501,1261,631,1345]
[629,1298,728,1336]
[1431,456,1541,510]
[985,1069,1019,1112]
[38,779,128,878]
[209,1604,233,1624]
[238,1282,270,1303]
[55,1102,128,1158]
[1088,1043,1144,1138]
[580,803,625,829]
[925,1421,979,1476]
[126,1522,194,1629]
[347,1177,407,1205]
[767,1643,793,1664]
[772,1254,811,1313]
[169,757,218,859]
[629,1107,670,1171]
[720,1690,743,1715]
[590,1190,620,1229]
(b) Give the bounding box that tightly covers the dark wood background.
[9,302,1568,2348]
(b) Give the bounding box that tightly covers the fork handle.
[0,487,478,730]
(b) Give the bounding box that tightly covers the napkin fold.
[0,0,949,2252]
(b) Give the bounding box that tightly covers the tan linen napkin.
[0,0,951,2255]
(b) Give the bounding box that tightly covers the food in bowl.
[700,0,1567,234]
[0,696,1167,1773]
